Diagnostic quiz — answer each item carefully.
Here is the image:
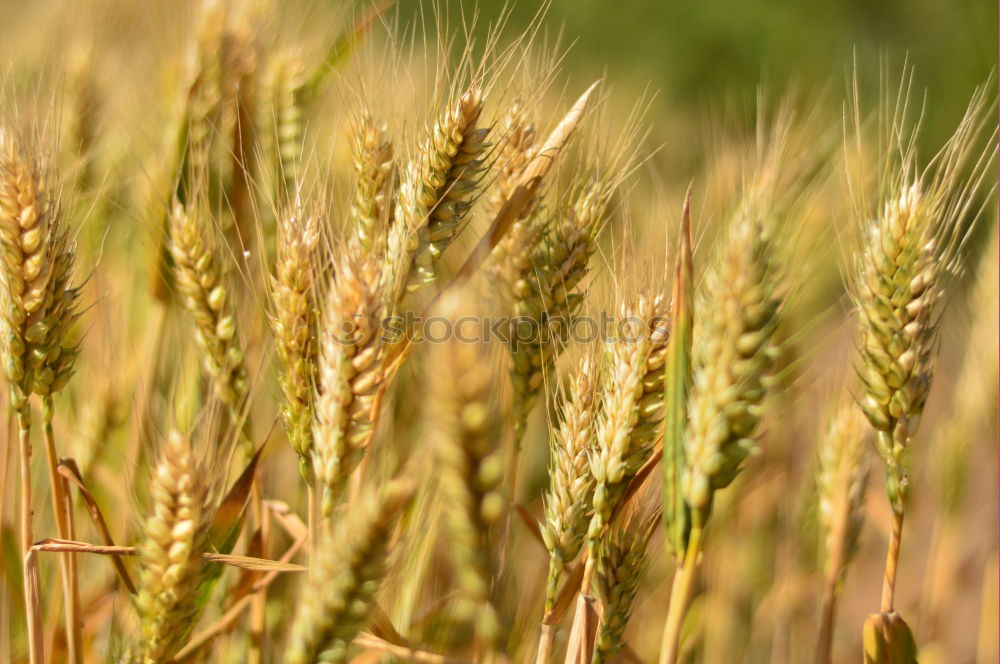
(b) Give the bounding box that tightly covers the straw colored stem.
[880,510,904,612]
[658,518,702,664]
[535,624,555,664]
[815,570,838,664]
[41,396,81,664]
[18,408,43,664]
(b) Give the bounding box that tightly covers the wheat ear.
[286,479,414,664]
[430,292,506,658]
[0,126,82,663]
[134,432,214,664]
[660,211,782,664]
[387,88,489,298]
[815,400,870,664]
[260,49,305,205]
[592,515,656,664]
[585,291,668,587]
[350,113,395,254]
[505,180,611,445]
[541,355,599,613]
[271,202,321,482]
[168,199,250,443]
[312,252,386,514]
[851,83,993,616]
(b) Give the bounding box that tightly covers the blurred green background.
[400,0,997,153]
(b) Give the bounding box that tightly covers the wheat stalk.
[286,479,413,664]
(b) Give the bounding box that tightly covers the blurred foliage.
[403,0,997,151]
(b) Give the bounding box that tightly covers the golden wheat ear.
[849,80,995,613]
[541,352,599,613]
[660,196,785,664]
[134,432,215,664]
[168,197,251,446]
[0,127,79,404]
[0,122,82,664]
[350,112,395,254]
[270,201,322,483]
[312,250,387,515]
[503,178,616,445]
[386,88,491,299]
[586,289,669,576]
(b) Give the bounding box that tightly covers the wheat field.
[0,2,996,664]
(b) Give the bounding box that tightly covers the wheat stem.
[41,395,82,664]
[816,571,839,664]
[17,408,43,664]
[657,515,702,664]
[880,510,904,612]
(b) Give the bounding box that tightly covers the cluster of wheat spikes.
[0,4,996,664]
